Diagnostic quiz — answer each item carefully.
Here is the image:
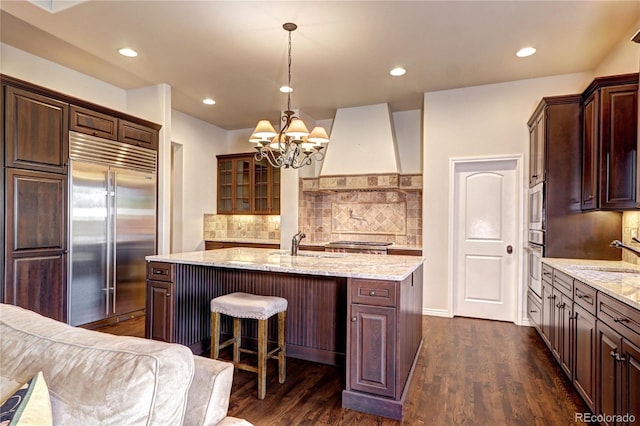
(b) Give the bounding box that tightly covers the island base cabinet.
[349,304,396,397]
[145,280,174,343]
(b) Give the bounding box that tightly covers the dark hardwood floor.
[96,315,590,425]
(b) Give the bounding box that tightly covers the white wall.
[422,72,593,318]
[594,20,640,77]
[171,109,227,251]
[393,109,422,174]
[1,43,127,110]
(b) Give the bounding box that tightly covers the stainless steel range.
[325,241,392,255]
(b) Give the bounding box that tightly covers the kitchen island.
[145,248,424,420]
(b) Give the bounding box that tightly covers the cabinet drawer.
[147,261,175,282]
[552,269,573,297]
[350,279,397,307]
[70,105,117,140]
[542,264,553,284]
[597,292,640,347]
[574,280,597,316]
[527,291,542,331]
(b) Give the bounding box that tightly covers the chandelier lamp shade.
[250,22,330,169]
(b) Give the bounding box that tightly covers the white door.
[453,159,518,322]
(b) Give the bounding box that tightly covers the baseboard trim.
[422,308,451,318]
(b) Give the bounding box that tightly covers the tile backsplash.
[622,211,640,265]
[299,181,422,247]
[204,214,281,240]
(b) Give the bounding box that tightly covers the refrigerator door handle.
[111,170,118,315]
[105,170,114,317]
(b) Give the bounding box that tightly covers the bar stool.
[210,292,287,399]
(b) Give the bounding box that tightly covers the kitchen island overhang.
[145,248,424,420]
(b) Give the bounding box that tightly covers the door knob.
[506,245,513,254]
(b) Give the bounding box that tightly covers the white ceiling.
[1,1,639,130]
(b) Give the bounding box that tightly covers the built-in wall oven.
[527,231,544,299]
[527,182,545,300]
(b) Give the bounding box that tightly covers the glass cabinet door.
[217,159,233,213]
[253,159,269,213]
[234,158,251,213]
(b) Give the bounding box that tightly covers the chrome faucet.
[610,239,640,257]
[291,231,306,256]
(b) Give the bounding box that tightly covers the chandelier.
[250,22,330,169]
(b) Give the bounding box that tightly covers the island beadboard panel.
[169,263,347,363]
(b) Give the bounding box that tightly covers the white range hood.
[320,103,400,175]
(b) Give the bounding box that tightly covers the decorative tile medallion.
[332,202,406,235]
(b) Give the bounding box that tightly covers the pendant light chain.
[287,28,292,112]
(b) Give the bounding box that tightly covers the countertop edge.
[541,258,640,311]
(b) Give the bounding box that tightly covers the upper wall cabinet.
[70,105,159,150]
[5,86,69,174]
[528,108,545,187]
[217,154,280,215]
[581,73,639,211]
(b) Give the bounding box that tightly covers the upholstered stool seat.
[210,292,287,399]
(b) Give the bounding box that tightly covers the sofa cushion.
[0,371,52,426]
[0,304,194,425]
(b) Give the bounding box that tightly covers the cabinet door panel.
[5,86,69,173]
[622,339,640,424]
[599,84,638,209]
[597,321,621,425]
[541,281,554,348]
[581,92,599,210]
[349,304,396,397]
[119,120,159,150]
[5,252,66,322]
[146,280,174,342]
[574,304,596,412]
[70,105,117,140]
[6,169,66,251]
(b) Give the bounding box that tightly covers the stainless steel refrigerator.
[68,131,157,326]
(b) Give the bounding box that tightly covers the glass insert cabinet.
[216,153,280,214]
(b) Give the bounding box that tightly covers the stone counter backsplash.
[204,214,280,240]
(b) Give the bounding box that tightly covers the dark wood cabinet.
[217,154,280,215]
[552,288,572,377]
[145,262,175,343]
[528,109,545,187]
[4,169,67,321]
[581,74,639,210]
[541,279,554,348]
[596,320,640,426]
[344,265,423,420]
[527,290,542,332]
[5,86,69,174]
[70,105,117,140]
[528,95,621,260]
[146,280,174,342]
[119,119,159,150]
[349,303,396,397]
[70,105,159,150]
[573,303,597,412]
[205,241,279,250]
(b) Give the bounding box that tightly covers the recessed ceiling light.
[118,47,138,58]
[516,47,536,58]
[390,67,406,77]
[202,98,216,105]
[280,86,293,93]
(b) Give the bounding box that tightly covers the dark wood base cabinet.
[145,261,423,420]
[534,264,640,425]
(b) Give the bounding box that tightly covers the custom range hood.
[303,103,421,192]
[320,103,400,175]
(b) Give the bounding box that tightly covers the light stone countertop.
[542,258,640,310]
[206,238,279,245]
[147,247,425,281]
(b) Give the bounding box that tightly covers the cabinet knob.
[369,290,376,296]
[166,293,171,297]
[351,317,357,322]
